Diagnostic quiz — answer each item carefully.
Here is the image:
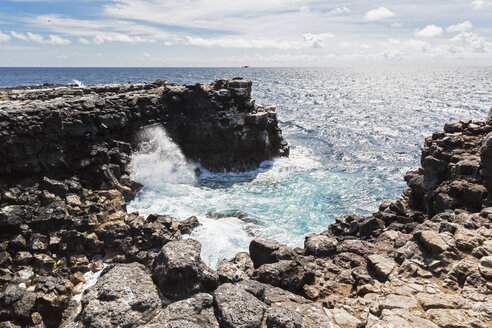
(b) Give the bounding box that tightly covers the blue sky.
[1,0,491,66]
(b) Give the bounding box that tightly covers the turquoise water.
[2,67,491,267]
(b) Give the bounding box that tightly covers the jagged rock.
[75,263,161,328]
[367,254,397,282]
[266,306,303,328]
[414,230,449,256]
[249,238,295,268]
[481,132,492,191]
[358,217,385,238]
[142,293,219,328]
[478,256,492,279]
[304,234,337,256]
[213,283,267,328]
[254,258,315,292]
[178,216,200,234]
[217,252,254,282]
[152,239,218,300]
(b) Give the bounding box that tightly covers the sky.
[0,0,492,66]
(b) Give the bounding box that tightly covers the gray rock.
[414,230,449,256]
[367,254,397,282]
[143,293,218,328]
[249,238,295,268]
[478,256,492,279]
[266,306,303,328]
[152,239,218,300]
[213,283,267,328]
[77,263,161,328]
[217,252,254,282]
[304,234,337,256]
[254,258,315,292]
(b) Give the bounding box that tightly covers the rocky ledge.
[0,81,491,328]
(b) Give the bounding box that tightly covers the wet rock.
[152,239,218,300]
[213,283,267,328]
[178,216,200,234]
[304,234,337,256]
[75,263,161,328]
[249,238,295,268]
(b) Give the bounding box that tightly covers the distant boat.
[242,65,250,68]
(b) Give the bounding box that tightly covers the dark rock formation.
[0,79,287,327]
[152,239,218,300]
[0,78,288,189]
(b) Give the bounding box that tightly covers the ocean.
[2,67,491,268]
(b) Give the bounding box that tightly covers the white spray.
[72,79,84,87]
[128,126,196,187]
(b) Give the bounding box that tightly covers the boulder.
[367,254,397,282]
[76,263,161,328]
[254,258,315,292]
[304,234,337,256]
[217,252,254,282]
[249,238,295,268]
[152,239,218,300]
[266,306,303,328]
[414,230,449,256]
[178,216,200,234]
[213,283,267,328]
[478,256,492,279]
[142,293,218,328]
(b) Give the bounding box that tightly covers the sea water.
[2,67,491,268]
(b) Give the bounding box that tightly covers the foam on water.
[127,127,328,268]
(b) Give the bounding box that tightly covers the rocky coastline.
[0,79,491,328]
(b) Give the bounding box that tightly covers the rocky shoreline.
[0,79,491,328]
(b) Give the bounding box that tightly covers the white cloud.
[92,34,154,44]
[56,55,67,59]
[302,33,334,49]
[0,31,10,42]
[446,21,472,33]
[414,25,443,38]
[364,7,395,21]
[78,37,91,45]
[403,39,431,52]
[329,7,350,15]
[144,52,150,57]
[10,31,71,45]
[47,34,71,45]
[388,38,400,45]
[450,31,487,52]
[11,31,28,41]
[185,36,303,49]
[471,0,492,10]
[383,48,403,60]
